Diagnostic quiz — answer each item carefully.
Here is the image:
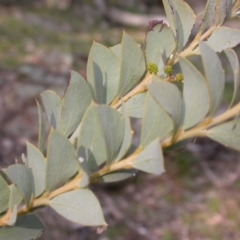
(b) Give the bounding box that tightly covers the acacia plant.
[1,0,240,239]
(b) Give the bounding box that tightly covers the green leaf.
[205,27,240,52]
[87,43,120,104]
[78,104,124,169]
[0,174,10,214]
[146,22,176,62]
[4,165,34,207]
[110,43,121,57]
[148,76,183,135]
[207,120,240,151]
[96,106,124,164]
[115,103,133,162]
[0,213,44,240]
[224,49,240,108]
[99,170,137,183]
[50,189,107,226]
[7,205,17,226]
[133,139,165,175]
[36,100,46,153]
[179,56,210,129]
[201,0,229,32]
[200,42,225,116]
[41,90,62,130]
[117,32,146,96]
[119,92,146,118]
[140,92,173,147]
[162,0,195,50]
[26,142,46,197]
[45,129,78,192]
[8,185,23,210]
[78,105,107,171]
[60,71,92,137]
[79,170,89,188]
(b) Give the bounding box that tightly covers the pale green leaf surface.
[206,27,240,52]
[179,56,210,129]
[146,23,176,63]
[100,170,137,183]
[110,43,121,58]
[156,50,167,78]
[117,32,146,96]
[79,170,89,188]
[36,100,46,153]
[119,92,146,118]
[133,139,165,175]
[0,213,44,240]
[4,165,34,207]
[7,205,17,226]
[200,42,225,116]
[87,43,120,104]
[207,120,240,151]
[78,104,124,168]
[8,185,23,210]
[78,104,108,171]
[140,92,173,147]
[201,0,229,31]
[96,105,124,163]
[148,76,183,135]
[50,189,107,226]
[162,0,195,50]
[41,90,62,130]
[0,174,10,214]
[26,142,46,197]
[115,103,133,162]
[46,129,78,192]
[61,70,92,136]
[224,49,240,108]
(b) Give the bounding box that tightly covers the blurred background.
[1,0,240,239]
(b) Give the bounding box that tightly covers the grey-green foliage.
[1,0,240,239]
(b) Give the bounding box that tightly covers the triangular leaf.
[78,104,108,171]
[148,76,183,136]
[61,70,92,136]
[8,185,23,211]
[200,42,225,116]
[36,100,46,153]
[162,0,195,50]
[133,139,165,175]
[26,142,46,197]
[50,189,107,226]
[117,32,146,96]
[224,49,240,108]
[0,174,10,214]
[4,165,34,207]
[179,56,210,129]
[41,90,62,130]
[79,170,89,188]
[0,213,44,240]
[115,103,133,162]
[207,120,240,151]
[110,43,121,57]
[119,92,146,118]
[7,205,17,226]
[45,129,78,192]
[87,43,120,104]
[78,104,124,169]
[99,170,137,183]
[146,21,176,62]
[140,92,173,147]
[201,0,228,32]
[205,27,240,52]
[96,105,124,163]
